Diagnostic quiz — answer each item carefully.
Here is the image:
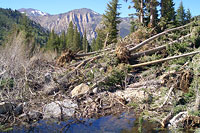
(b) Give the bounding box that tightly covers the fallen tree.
[131,51,200,68]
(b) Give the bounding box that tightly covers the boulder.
[43,99,78,119]
[71,83,90,97]
[0,102,13,114]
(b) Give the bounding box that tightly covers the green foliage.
[66,21,74,49]
[45,21,85,53]
[0,78,14,90]
[167,42,189,55]
[102,0,121,44]
[82,30,89,52]
[160,0,176,22]
[191,26,200,48]
[173,105,187,115]
[186,9,192,23]
[176,1,186,25]
[0,8,48,46]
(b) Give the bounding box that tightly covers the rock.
[92,87,98,94]
[43,99,78,119]
[71,83,90,97]
[44,72,52,83]
[43,84,59,95]
[14,103,23,116]
[0,102,13,114]
[28,111,43,121]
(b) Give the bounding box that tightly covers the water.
[4,113,170,133]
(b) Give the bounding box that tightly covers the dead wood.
[131,51,200,68]
[129,22,193,53]
[160,112,173,127]
[131,34,191,59]
[116,42,131,63]
[159,85,174,108]
[194,80,200,111]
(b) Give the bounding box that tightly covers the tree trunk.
[140,0,144,24]
[131,51,199,68]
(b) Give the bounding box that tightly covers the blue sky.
[0,0,199,17]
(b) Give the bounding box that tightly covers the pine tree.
[186,9,192,23]
[160,0,176,22]
[145,0,159,27]
[176,1,186,25]
[102,0,121,45]
[72,25,81,51]
[91,38,96,51]
[125,0,144,24]
[94,29,105,51]
[82,30,89,53]
[66,21,74,49]
[60,31,66,51]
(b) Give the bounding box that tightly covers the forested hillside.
[0,8,48,46]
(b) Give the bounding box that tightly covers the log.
[131,51,199,68]
[131,34,191,59]
[129,22,193,53]
[76,22,193,58]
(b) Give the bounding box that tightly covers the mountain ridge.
[18,8,131,41]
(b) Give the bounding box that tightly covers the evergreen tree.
[176,1,186,25]
[60,31,66,51]
[160,0,176,22]
[72,25,81,51]
[94,29,105,51]
[102,0,121,45]
[186,9,192,23]
[145,0,159,27]
[66,21,74,49]
[91,38,96,51]
[82,30,89,53]
[124,0,144,24]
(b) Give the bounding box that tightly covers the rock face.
[18,8,131,41]
[43,99,78,119]
[71,83,90,97]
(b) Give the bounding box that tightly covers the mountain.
[18,8,49,17]
[18,8,131,41]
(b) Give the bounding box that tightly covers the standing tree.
[160,0,176,22]
[82,30,89,53]
[176,1,186,25]
[66,21,74,49]
[72,25,81,51]
[102,0,121,45]
[145,0,159,27]
[186,9,192,23]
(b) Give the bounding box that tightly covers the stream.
[3,112,174,133]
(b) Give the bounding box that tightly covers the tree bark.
[129,22,193,53]
[131,34,191,58]
[131,51,199,68]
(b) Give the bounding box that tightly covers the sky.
[0,0,200,17]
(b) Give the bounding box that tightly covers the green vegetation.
[45,21,89,53]
[0,8,48,46]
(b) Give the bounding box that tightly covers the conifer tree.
[102,0,121,45]
[186,9,192,23]
[82,30,89,53]
[60,31,66,51]
[176,1,186,25]
[160,0,176,22]
[72,25,81,51]
[66,21,74,49]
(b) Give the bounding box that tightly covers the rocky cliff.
[18,8,131,41]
